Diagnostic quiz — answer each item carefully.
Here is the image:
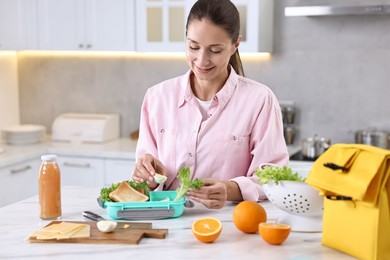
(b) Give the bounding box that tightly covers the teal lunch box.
[98,191,186,220]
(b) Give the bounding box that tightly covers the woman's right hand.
[132,153,168,189]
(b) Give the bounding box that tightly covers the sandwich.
[108,181,149,202]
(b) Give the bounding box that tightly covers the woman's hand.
[186,178,228,209]
[132,154,168,189]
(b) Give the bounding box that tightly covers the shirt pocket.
[214,132,251,170]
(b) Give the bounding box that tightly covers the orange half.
[259,222,291,245]
[192,217,222,243]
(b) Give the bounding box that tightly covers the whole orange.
[233,201,267,233]
[259,222,291,245]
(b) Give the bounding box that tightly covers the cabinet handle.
[10,165,32,174]
[86,44,92,48]
[79,43,84,48]
[63,162,91,168]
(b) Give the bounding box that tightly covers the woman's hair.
[186,0,245,76]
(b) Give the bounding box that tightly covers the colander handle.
[259,163,280,170]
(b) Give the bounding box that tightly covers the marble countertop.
[0,137,300,168]
[0,186,355,260]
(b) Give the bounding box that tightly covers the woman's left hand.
[186,178,228,209]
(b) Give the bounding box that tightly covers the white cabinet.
[0,158,40,207]
[0,0,38,50]
[104,158,135,186]
[37,0,135,51]
[0,0,22,50]
[1,0,272,52]
[232,0,273,53]
[57,156,104,187]
[135,0,195,52]
[56,156,134,187]
[135,0,273,53]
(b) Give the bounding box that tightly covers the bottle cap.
[41,154,58,161]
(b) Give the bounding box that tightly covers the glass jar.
[39,154,62,220]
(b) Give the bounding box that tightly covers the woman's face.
[186,19,239,84]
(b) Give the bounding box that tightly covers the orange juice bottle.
[39,154,62,220]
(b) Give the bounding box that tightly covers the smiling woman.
[132,0,288,210]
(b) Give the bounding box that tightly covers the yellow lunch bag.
[306,143,390,260]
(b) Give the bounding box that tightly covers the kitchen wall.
[0,53,20,129]
[17,2,390,145]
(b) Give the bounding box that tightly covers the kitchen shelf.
[285,4,390,16]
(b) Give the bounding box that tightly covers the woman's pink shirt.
[136,68,288,201]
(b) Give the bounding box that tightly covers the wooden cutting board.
[28,221,168,244]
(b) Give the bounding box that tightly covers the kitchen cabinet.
[135,0,273,53]
[0,158,40,207]
[37,0,135,51]
[0,0,38,50]
[104,158,135,186]
[232,0,273,52]
[58,156,104,187]
[135,0,195,52]
[57,156,135,187]
[1,0,272,52]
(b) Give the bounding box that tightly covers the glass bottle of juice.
[39,154,62,220]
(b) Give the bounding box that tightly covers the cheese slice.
[58,224,90,239]
[30,222,90,240]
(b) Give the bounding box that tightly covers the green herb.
[99,180,150,202]
[255,165,305,185]
[174,167,204,201]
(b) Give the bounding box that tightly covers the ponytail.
[229,49,244,77]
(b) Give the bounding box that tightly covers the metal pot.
[301,135,331,159]
[355,129,389,149]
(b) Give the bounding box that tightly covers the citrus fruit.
[259,222,291,245]
[192,217,222,243]
[233,201,267,233]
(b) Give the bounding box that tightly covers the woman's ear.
[235,35,242,49]
[232,35,241,55]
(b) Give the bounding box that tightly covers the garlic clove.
[154,173,167,184]
[97,221,117,233]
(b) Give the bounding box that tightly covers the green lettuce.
[174,167,204,201]
[255,165,305,185]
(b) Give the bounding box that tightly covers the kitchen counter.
[0,137,300,168]
[0,186,354,260]
[0,138,138,168]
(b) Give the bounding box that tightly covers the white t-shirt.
[196,97,212,121]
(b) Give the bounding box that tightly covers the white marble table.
[0,186,356,260]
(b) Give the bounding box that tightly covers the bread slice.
[109,181,149,202]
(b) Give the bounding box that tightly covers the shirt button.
[213,96,217,101]
[232,136,237,141]
[208,114,212,118]
[188,153,193,158]
[160,128,165,133]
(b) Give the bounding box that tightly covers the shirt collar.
[178,66,239,108]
